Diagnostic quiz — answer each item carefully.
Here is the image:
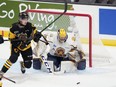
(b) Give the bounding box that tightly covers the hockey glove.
[18,33,27,42]
[0,35,4,44]
[78,50,85,59]
[34,32,42,42]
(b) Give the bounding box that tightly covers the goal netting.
[27,9,112,67]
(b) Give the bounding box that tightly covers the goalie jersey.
[49,35,72,58]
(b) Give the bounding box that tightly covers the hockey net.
[27,9,112,67]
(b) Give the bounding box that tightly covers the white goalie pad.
[41,61,77,73]
[41,61,54,72]
[61,61,77,73]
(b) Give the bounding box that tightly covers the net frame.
[26,9,92,67]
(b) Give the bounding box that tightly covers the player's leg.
[0,47,19,87]
[19,61,26,74]
[21,47,33,73]
[33,58,42,70]
[0,70,4,87]
[0,46,19,80]
[47,53,62,72]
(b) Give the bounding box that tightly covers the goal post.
[27,9,111,67]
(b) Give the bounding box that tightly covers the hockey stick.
[3,76,16,83]
[40,56,52,73]
[40,0,67,33]
[40,56,66,74]
[4,39,48,44]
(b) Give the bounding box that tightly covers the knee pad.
[33,58,42,70]
[77,59,86,70]
[9,54,19,63]
[24,60,32,68]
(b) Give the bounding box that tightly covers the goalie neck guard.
[57,28,68,43]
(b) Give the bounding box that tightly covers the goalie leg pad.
[47,53,62,68]
[33,58,41,70]
[24,60,32,68]
[77,59,86,70]
[61,61,77,73]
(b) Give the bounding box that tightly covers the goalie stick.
[40,56,52,73]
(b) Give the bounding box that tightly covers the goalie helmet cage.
[27,9,112,67]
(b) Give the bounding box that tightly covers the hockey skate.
[20,61,26,74]
[54,65,61,72]
[0,71,4,80]
[0,71,4,87]
[0,81,2,87]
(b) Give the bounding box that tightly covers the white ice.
[0,41,116,87]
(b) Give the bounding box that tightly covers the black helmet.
[19,12,29,19]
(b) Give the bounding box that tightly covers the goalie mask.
[57,28,68,43]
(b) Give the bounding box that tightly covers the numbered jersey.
[49,36,72,57]
[9,22,37,51]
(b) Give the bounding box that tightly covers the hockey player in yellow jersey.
[0,12,42,85]
[0,33,4,87]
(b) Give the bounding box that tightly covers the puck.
[77,82,80,84]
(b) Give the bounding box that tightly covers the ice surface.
[0,41,116,87]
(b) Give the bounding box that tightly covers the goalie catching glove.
[0,35,4,44]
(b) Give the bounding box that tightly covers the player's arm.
[31,24,49,45]
[9,27,21,47]
[9,29,16,40]
[31,24,42,42]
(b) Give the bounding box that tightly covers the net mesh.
[27,9,112,67]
